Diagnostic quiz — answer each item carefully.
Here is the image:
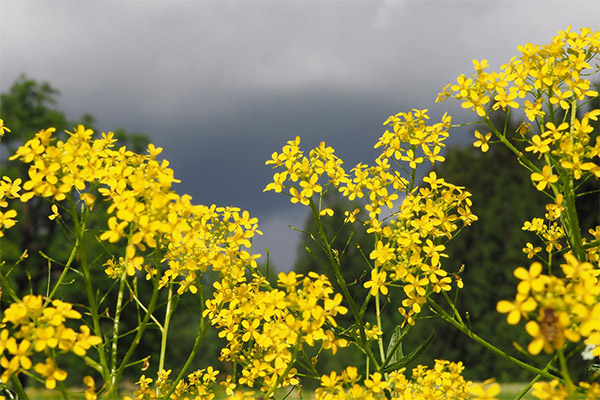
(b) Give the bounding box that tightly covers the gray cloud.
[1,0,599,268]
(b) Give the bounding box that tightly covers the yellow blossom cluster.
[126,367,219,400]
[9,125,261,295]
[264,137,346,206]
[314,360,482,400]
[497,253,600,356]
[0,176,21,238]
[266,110,477,328]
[0,294,101,388]
[439,27,600,190]
[370,170,477,325]
[531,379,600,400]
[0,119,20,239]
[439,27,599,116]
[203,271,348,394]
[342,110,451,226]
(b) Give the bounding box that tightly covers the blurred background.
[1,0,599,388]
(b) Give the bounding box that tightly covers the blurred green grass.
[25,382,537,399]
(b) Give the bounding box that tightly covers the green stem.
[427,297,561,382]
[107,279,160,396]
[110,271,127,390]
[513,352,558,400]
[482,116,538,173]
[57,380,70,400]
[163,289,208,400]
[558,348,574,395]
[67,197,110,383]
[309,200,380,370]
[264,340,301,399]
[375,292,385,363]
[158,284,174,374]
[562,178,585,261]
[45,226,81,302]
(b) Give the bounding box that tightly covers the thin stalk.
[558,348,574,395]
[45,227,81,302]
[163,289,208,400]
[309,200,380,370]
[158,284,174,374]
[375,292,385,363]
[110,271,128,389]
[427,297,561,382]
[107,280,160,396]
[67,196,110,383]
[57,380,70,400]
[562,178,585,261]
[264,340,301,399]
[513,352,559,400]
[482,116,538,173]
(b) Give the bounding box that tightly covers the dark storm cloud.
[1,0,599,268]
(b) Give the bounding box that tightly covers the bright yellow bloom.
[530,166,558,191]
[364,270,388,296]
[469,379,501,400]
[473,130,492,152]
[497,294,537,325]
[34,358,68,389]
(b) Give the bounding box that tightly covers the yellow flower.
[469,379,501,400]
[497,294,537,325]
[473,130,492,152]
[364,270,388,296]
[83,376,98,400]
[48,204,60,220]
[514,262,545,295]
[369,241,395,266]
[319,208,333,217]
[34,358,68,389]
[530,165,558,191]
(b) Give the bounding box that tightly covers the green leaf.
[381,331,435,374]
[385,324,406,365]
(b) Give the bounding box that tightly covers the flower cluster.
[439,26,600,189]
[369,171,477,325]
[497,253,600,356]
[264,138,346,206]
[0,295,102,388]
[314,360,480,400]
[0,125,21,239]
[126,367,219,400]
[10,125,262,295]
[0,176,21,238]
[531,379,600,400]
[266,110,477,328]
[204,271,347,394]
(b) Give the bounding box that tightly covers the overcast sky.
[1,1,599,270]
